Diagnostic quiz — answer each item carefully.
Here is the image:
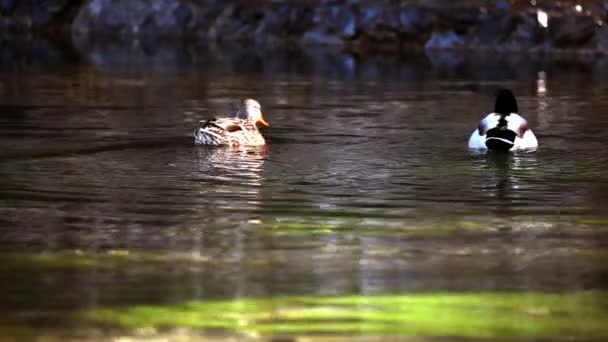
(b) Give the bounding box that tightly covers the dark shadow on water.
[0,35,81,69]
[4,33,608,82]
[484,151,538,217]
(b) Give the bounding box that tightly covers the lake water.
[1,41,608,340]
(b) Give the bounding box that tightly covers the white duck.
[194,99,269,146]
[468,89,538,151]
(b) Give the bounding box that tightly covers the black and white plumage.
[194,99,269,146]
[468,89,538,151]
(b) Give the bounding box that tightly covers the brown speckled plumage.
[193,99,268,146]
[194,118,266,146]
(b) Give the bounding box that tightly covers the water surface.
[1,42,608,340]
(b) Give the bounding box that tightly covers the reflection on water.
[195,147,267,187]
[1,39,608,339]
[471,152,539,217]
[193,147,267,215]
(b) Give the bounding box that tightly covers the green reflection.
[580,218,608,226]
[89,291,608,340]
[0,250,210,271]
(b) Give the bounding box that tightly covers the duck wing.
[195,118,263,146]
[202,118,249,132]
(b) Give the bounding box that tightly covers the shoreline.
[1,1,607,56]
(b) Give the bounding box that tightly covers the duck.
[194,99,269,146]
[468,89,538,151]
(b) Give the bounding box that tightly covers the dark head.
[494,89,518,116]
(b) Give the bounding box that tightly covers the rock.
[73,0,188,37]
[152,5,180,31]
[358,4,381,32]
[31,0,51,24]
[301,30,343,45]
[595,26,608,54]
[71,3,92,35]
[300,4,355,45]
[98,2,141,30]
[399,7,437,35]
[207,4,238,39]
[473,13,516,45]
[6,0,606,56]
[140,16,159,37]
[494,0,510,11]
[25,0,72,25]
[357,4,400,42]
[255,3,313,40]
[437,7,484,32]
[425,50,465,69]
[173,3,194,31]
[209,3,265,40]
[255,4,290,41]
[550,15,596,47]
[425,31,465,50]
[326,5,356,38]
[504,11,547,49]
[286,5,315,36]
[235,4,266,36]
[94,1,152,35]
[0,0,16,14]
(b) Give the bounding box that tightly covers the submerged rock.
[504,11,548,50]
[550,15,597,47]
[595,26,608,54]
[425,31,465,50]
[399,7,437,35]
[472,13,516,45]
[301,30,343,45]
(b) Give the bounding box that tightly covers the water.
[1,41,608,340]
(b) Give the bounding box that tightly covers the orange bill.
[257,115,269,127]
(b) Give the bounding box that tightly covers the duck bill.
[257,115,269,127]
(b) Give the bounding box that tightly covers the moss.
[0,251,109,270]
[264,218,498,238]
[0,325,35,339]
[0,250,211,271]
[87,291,608,340]
[270,222,336,235]
[264,214,608,240]
[576,249,608,260]
[580,218,608,226]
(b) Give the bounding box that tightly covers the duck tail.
[194,127,224,145]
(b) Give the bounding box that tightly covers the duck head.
[484,89,520,151]
[236,99,269,127]
[494,89,518,116]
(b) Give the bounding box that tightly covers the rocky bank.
[1,0,608,55]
